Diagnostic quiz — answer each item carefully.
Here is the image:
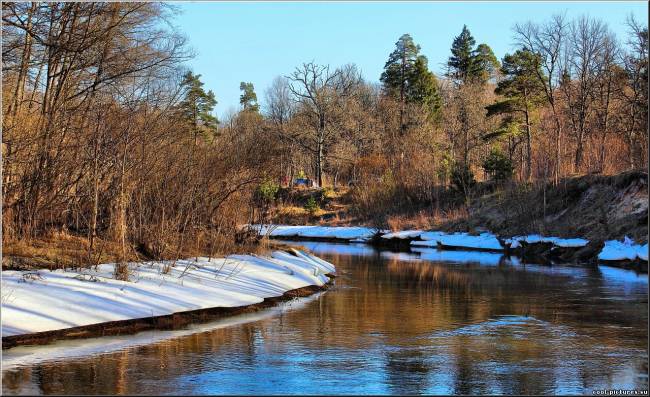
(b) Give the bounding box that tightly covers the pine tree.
[470,43,500,84]
[239,81,259,112]
[408,55,443,120]
[178,71,218,144]
[448,26,499,85]
[380,34,419,133]
[486,49,546,181]
[381,34,442,125]
[447,25,476,83]
[380,34,420,99]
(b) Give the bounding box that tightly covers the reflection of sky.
[280,241,649,290]
[176,346,392,395]
[508,262,591,278]
[597,265,648,297]
[274,240,378,257]
[380,251,420,261]
[412,247,504,265]
[598,265,648,285]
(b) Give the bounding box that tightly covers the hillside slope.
[451,171,648,244]
[270,171,648,246]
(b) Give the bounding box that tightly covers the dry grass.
[271,202,351,226]
[2,230,138,270]
[384,206,471,232]
[386,210,434,231]
[277,205,310,217]
[444,171,648,241]
[3,229,264,271]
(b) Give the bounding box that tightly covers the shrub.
[304,197,320,215]
[114,263,130,281]
[257,178,280,203]
[451,162,476,192]
[321,186,335,200]
[482,149,513,181]
[436,153,454,185]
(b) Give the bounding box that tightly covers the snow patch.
[598,238,648,261]
[638,244,648,262]
[418,231,453,241]
[250,224,379,240]
[507,235,589,248]
[1,251,334,337]
[412,232,503,251]
[381,230,424,240]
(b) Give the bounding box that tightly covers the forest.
[2,2,648,266]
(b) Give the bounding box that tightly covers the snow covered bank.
[504,235,589,248]
[2,293,323,370]
[251,224,595,252]
[254,224,594,253]
[250,224,647,264]
[598,237,648,262]
[413,232,504,251]
[251,224,380,240]
[1,250,335,338]
[381,230,425,240]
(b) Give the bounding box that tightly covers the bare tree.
[619,15,648,169]
[285,62,360,187]
[592,30,622,171]
[560,16,610,172]
[514,14,567,183]
[264,76,293,127]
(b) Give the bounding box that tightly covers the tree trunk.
[116,130,130,262]
[316,115,325,187]
[574,110,586,172]
[8,2,36,125]
[400,52,406,135]
[317,141,323,188]
[550,103,562,185]
[524,104,532,182]
[88,122,100,262]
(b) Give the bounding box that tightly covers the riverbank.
[1,250,335,348]
[256,171,648,269]
[251,225,648,270]
[269,171,648,246]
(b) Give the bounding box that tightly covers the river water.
[2,241,648,395]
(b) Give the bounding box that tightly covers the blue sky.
[173,1,648,119]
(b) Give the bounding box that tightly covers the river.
[2,241,648,395]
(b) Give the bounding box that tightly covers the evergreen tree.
[494,49,546,104]
[380,34,420,100]
[470,43,500,84]
[448,26,499,85]
[178,71,218,144]
[486,49,546,181]
[447,25,476,83]
[408,55,443,120]
[482,148,513,181]
[239,81,259,112]
[381,34,442,124]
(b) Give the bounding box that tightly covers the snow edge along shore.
[1,249,336,348]
[251,224,649,266]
